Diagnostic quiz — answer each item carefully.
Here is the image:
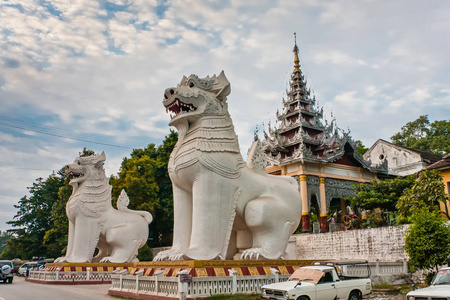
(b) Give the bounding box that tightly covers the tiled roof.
[426,153,450,171]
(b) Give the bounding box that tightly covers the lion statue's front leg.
[153,185,192,261]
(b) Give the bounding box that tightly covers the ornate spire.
[293,32,300,72]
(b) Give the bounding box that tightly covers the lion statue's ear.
[94,152,106,167]
[212,71,230,102]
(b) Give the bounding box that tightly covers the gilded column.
[319,177,328,232]
[300,174,309,232]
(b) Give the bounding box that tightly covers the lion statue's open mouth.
[67,170,84,181]
[164,96,197,117]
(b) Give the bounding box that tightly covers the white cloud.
[0,0,449,231]
[313,50,366,66]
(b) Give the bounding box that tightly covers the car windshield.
[0,261,12,267]
[432,270,450,285]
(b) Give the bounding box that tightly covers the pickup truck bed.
[262,265,371,300]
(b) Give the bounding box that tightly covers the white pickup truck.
[261,261,372,300]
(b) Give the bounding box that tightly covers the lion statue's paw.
[169,252,188,261]
[240,248,269,260]
[153,249,187,261]
[99,257,112,263]
[54,257,67,263]
[65,256,91,263]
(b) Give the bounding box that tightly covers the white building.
[364,139,442,176]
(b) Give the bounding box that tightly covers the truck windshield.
[432,270,450,285]
[289,268,325,284]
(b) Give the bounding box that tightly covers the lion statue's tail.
[117,189,153,224]
[247,139,299,188]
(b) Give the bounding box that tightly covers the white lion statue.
[55,152,153,263]
[154,71,301,261]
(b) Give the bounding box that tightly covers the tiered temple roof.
[263,36,380,171]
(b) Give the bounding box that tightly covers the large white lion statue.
[55,152,153,263]
[154,71,301,261]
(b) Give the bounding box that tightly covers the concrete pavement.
[0,276,113,300]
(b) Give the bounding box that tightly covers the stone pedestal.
[45,262,133,273]
[133,260,315,277]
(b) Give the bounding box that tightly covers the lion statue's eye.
[189,82,195,88]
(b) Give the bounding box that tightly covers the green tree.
[355,140,368,156]
[4,173,66,259]
[42,176,71,258]
[348,176,415,223]
[110,130,177,247]
[404,207,450,273]
[397,169,449,223]
[0,231,12,254]
[391,115,450,155]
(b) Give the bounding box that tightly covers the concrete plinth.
[133,260,315,277]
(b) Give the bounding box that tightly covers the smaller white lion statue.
[55,152,153,263]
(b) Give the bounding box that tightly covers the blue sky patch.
[155,0,169,18]
[103,1,129,13]
[38,0,63,18]
[2,3,24,13]
[165,37,180,45]
[2,57,20,68]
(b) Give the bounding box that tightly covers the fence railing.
[109,269,291,299]
[29,269,113,282]
[343,261,406,277]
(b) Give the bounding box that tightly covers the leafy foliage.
[42,178,71,258]
[397,170,449,223]
[0,231,12,254]
[137,243,153,261]
[391,115,450,155]
[110,130,177,247]
[1,172,67,259]
[354,140,368,155]
[360,208,387,228]
[348,176,415,225]
[404,207,450,273]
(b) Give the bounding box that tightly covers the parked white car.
[407,267,450,300]
[18,262,38,276]
[261,261,372,300]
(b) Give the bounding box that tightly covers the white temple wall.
[364,140,426,176]
[287,225,408,262]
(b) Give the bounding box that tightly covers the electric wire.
[0,115,140,147]
[0,115,145,149]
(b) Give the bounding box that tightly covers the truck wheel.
[7,277,13,283]
[348,291,361,300]
[297,297,309,300]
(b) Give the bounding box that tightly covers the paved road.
[0,276,113,300]
[1,276,407,300]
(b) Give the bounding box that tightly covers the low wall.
[290,225,409,262]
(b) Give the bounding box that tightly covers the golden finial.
[293,32,300,72]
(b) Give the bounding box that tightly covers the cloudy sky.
[1,0,449,232]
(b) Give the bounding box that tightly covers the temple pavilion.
[262,36,386,232]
